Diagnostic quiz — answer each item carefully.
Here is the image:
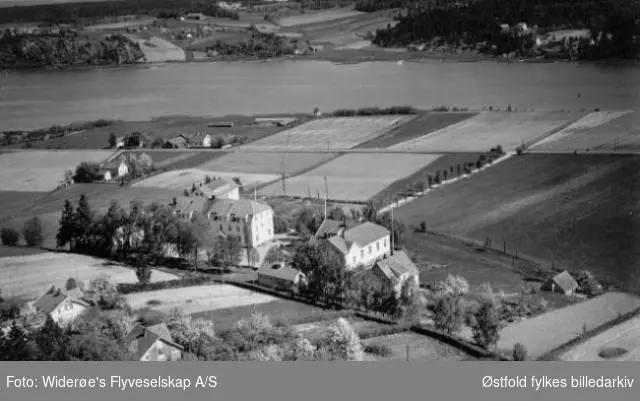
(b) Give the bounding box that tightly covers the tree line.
[207,26,295,59]
[371,0,640,60]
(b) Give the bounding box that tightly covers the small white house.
[368,250,420,295]
[326,222,391,269]
[126,323,183,361]
[32,286,90,326]
[117,160,129,177]
[202,134,212,147]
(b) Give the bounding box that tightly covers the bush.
[512,343,528,361]
[74,161,103,183]
[23,216,44,247]
[364,342,393,357]
[1,227,19,246]
[65,277,78,291]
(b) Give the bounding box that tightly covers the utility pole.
[324,175,328,201]
[406,344,410,361]
[391,205,395,255]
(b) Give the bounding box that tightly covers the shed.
[257,266,307,293]
[541,270,579,295]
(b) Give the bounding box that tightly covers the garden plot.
[198,152,339,176]
[390,112,577,152]
[260,153,440,202]
[362,332,471,361]
[530,110,640,152]
[125,284,277,315]
[0,252,178,301]
[559,315,640,361]
[498,292,640,359]
[0,150,114,191]
[242,116,409,151]
[131,168,278,190]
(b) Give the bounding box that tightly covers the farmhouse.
[101,159,129,181]
[166,136,188,149]
[126,323,183,361]
[198,178,240,200]
[326,222,391,269]
[202,134,212,147]
[367,250,420,295]
[542,270,579,295]
[314,218,346,240]
[32,286,90,326]
[257,265,307,293]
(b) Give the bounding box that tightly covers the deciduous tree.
[23,216,44,247]
[472,300,501,349]
[433,294,465,335]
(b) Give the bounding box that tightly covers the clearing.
[0,252,178,301]
[362,331,471,361]
[529,110,640,153]
[125,284,277,315]
[394,154,640,290]
[242,116,410,151]
[558,314,640,361]
[0,150,115,191]
[390,111,579,152]
[498,292,640,359]
[356,112,477,149]
[132,168,278,191]
[260,153,439,202]
[198,151,340,176]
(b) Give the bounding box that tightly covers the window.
[229,225,232,231]
[360,249,364,258]
[219,224,223,231]
[384,238,387,247]
[352,256,356,264]
[236,226,240,232]
[377,241,380,251]
[368,245,372,254]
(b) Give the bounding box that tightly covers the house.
[174,195,212,221]
[32,286,90,326]
[185,12,207,21]
[368,250,419,295]
[198,178,240,200]
[326,221,391,269]
[257,265,307,293]
[167,136,188,149]
[101,159,129,181]
[542,270,579,295]
[126,323,183,361]
[202,134,212,147]
[116,136,126,148]
[314,218,345,240]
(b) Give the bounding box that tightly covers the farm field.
[0,252,179,301]
[498,292,640,359]
[125,284,277,315]
[0,150,114,191]
[242,116,410,151]
[370,153,482,205]
[261,153,440,202]
[558,314,640,361]
[356,112,477,149]
[198,151,340,176]
[362,332,471,361]
[394,154,640,290]
[0,191,46,219]
[119,150,224,170]
[132,168,278,191]
[390,111,579,152]
[529,110,640,152]
[192,299,333,332]
[276,8,365,27]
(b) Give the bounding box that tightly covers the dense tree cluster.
[207,26,294,59]
[371,0,640,60]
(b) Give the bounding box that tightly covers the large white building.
[325,221,391,269]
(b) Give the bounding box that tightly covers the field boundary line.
[537,306,640,361]
[376,151,515,215]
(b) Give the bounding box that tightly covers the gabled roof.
[257,266,305,282]
[548,270,579,293]
[33,287,89,315]
[327,235,350,254]
[126,323,183,361]
[327,222,390,254]
[174,195,212,216]
[208,199,271,219]
[199,179,239,199]
[373,250,419,280]
[315,218,343,239]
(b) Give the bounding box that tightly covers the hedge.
[329,105,418,117]
[410,325,506,360]
[117,275,215,294]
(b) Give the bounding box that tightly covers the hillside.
[395,154,640,290]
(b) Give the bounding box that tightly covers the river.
[1,60,640,131]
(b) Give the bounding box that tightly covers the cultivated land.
[192,299,332,332]
[558,314,640,361]
[0,150,114,191]
[394,154,640,290]
[356,112,477,149]
[370,153,482,205]
[132,168,278,191]
[498,292,640,359]
[119,150,224,170]
[276,8,365,27]
[125,284,277,315]
[362,332,471,361]
[0,191,46,220]
[0,252,179,301]
[198,151,340,176]
[390,111,579,152]
[530,110,640,153]
[261,153,440,202]
[242,116,410,151]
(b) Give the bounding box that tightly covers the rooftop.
[257,266,304,282]
[327,221,390,254]
[126,323,183,360]
[208,198,271,219]
[33,286,89,315]
[315,218,344,239]
[374,250,419,280]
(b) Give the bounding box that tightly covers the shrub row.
[330,105,418,117]
[358,322,412,340]
[410,325,505,360]
[117,274,215,294]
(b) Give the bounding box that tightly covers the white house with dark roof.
[126,323,183,361]
[32,285,90,326]
[257,266,307,293]
[326,221,391,269]
[368,250,419,295]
